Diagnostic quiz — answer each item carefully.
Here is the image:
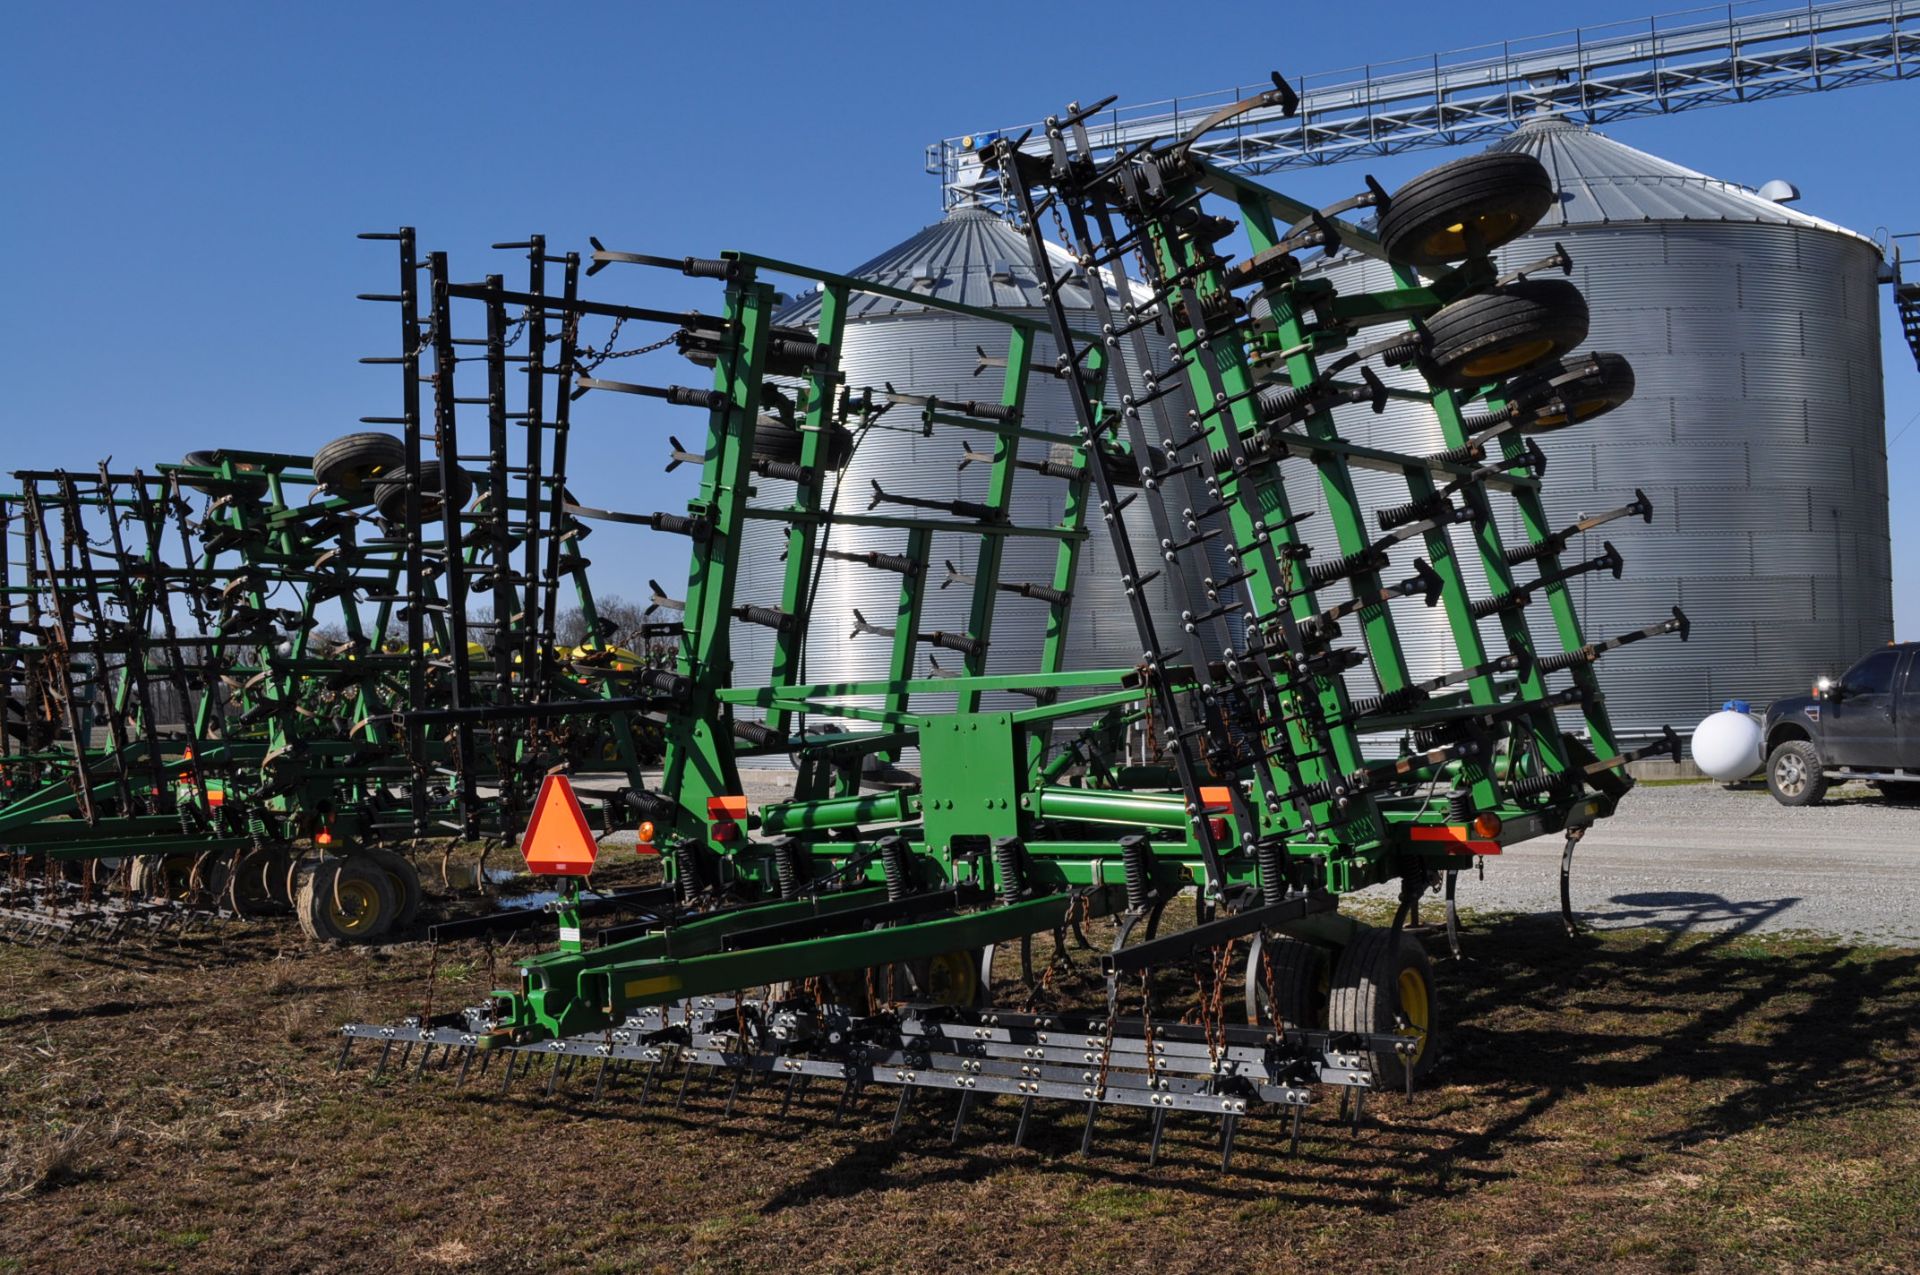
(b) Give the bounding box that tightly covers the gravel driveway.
[1372,781,1920,943]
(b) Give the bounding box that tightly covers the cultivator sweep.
[342,79,1690,1162]
[0,232,668,944]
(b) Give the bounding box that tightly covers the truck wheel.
[1766,740,1827,807]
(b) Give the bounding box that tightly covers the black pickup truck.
[1763,642,1920,805]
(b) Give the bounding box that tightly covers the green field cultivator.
[340,81,1691,1166]
[0,232,671,944]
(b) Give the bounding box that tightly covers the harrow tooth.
[456,1047,476,1087]
[889,1085,914,1138]
[1220,1114,1239,1172]
[831,1076,858,1126]
[722,1071,743,1118]
[592,1057,612,1100]
[374,1039,394,1078]
[1288,1105,1304,1156]
[673,1058,697,1111]
[1013,1096,1035,1149]
[779,1070,802,1118]
[1147,1106,1168,1167]
[949,1089,975,1145]
[1080,1101,1099,1156]
[498,1050,519,1093]
[636,1062,661,1108]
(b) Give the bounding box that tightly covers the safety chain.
[576,316,680,373]
[1092,979,1119,1101]
[1200,937,1240,1069]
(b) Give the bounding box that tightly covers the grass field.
[3,882,1918,1273]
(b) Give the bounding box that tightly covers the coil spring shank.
[880,836,910,902]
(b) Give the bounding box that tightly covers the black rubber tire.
[1328,925,1439,1088]
[1509,352,1636,433]
[312,432,405,501]
[1379,152,1555,269]
[752,421,853,470]
[295,855,397,944]
[178,450,268,494]
[359,847,423,930]
[1766,739,1828,807]
[373,460,472,522]
[1424,279,1590,390]
[1244,931,1331,1029]
[129,852,221,903]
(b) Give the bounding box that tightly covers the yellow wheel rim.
[1525,395,1614,433]
[1420,210,1524,260]
[1461,336,1556,379]
[924,950,980,1007]
[1396,966,1431,1064]
[329,877,383,937]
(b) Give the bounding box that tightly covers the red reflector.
[315,827,333,846]
[1409,825,1500,855]
[1207,816,1230,843]
[711,819,739,844]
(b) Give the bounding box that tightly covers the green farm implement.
[341,84,1675,1158]
[0,233,673,943]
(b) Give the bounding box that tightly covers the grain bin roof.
[777,206,1118,324]
[1488,116,1869,241]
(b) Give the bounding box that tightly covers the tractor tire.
[1765,739,1828,807]
[1328,925,1438,1088]
[373,459,472,522]
[1424,279,1590,391]
[1244,931,1331,1029]
[1509,352,1636,434]
[312,432,405,502]
[295,855,398,944]
[359,848,423,931]
[1379,151,1555,269]
[178,450,268,495]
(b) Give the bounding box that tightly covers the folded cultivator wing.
[0,232,666,944]
[339,82,1687,1167]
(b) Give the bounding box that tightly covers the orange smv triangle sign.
[519,774,599,876]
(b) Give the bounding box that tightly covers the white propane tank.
[1691,700,1762,782]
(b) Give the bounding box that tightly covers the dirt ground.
[3,870,1918,1274]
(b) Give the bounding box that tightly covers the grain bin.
[729,208,1185,739]
[1308,117,1889,740]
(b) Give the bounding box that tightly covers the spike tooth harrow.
[330,101,1693,1158]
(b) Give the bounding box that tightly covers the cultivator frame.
[343,82,1689,1162]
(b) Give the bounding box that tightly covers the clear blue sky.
[6,2,1917,631]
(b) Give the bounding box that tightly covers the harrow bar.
[341,993,1410,1162]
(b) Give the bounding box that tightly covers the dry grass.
[1,891,1917,1273]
